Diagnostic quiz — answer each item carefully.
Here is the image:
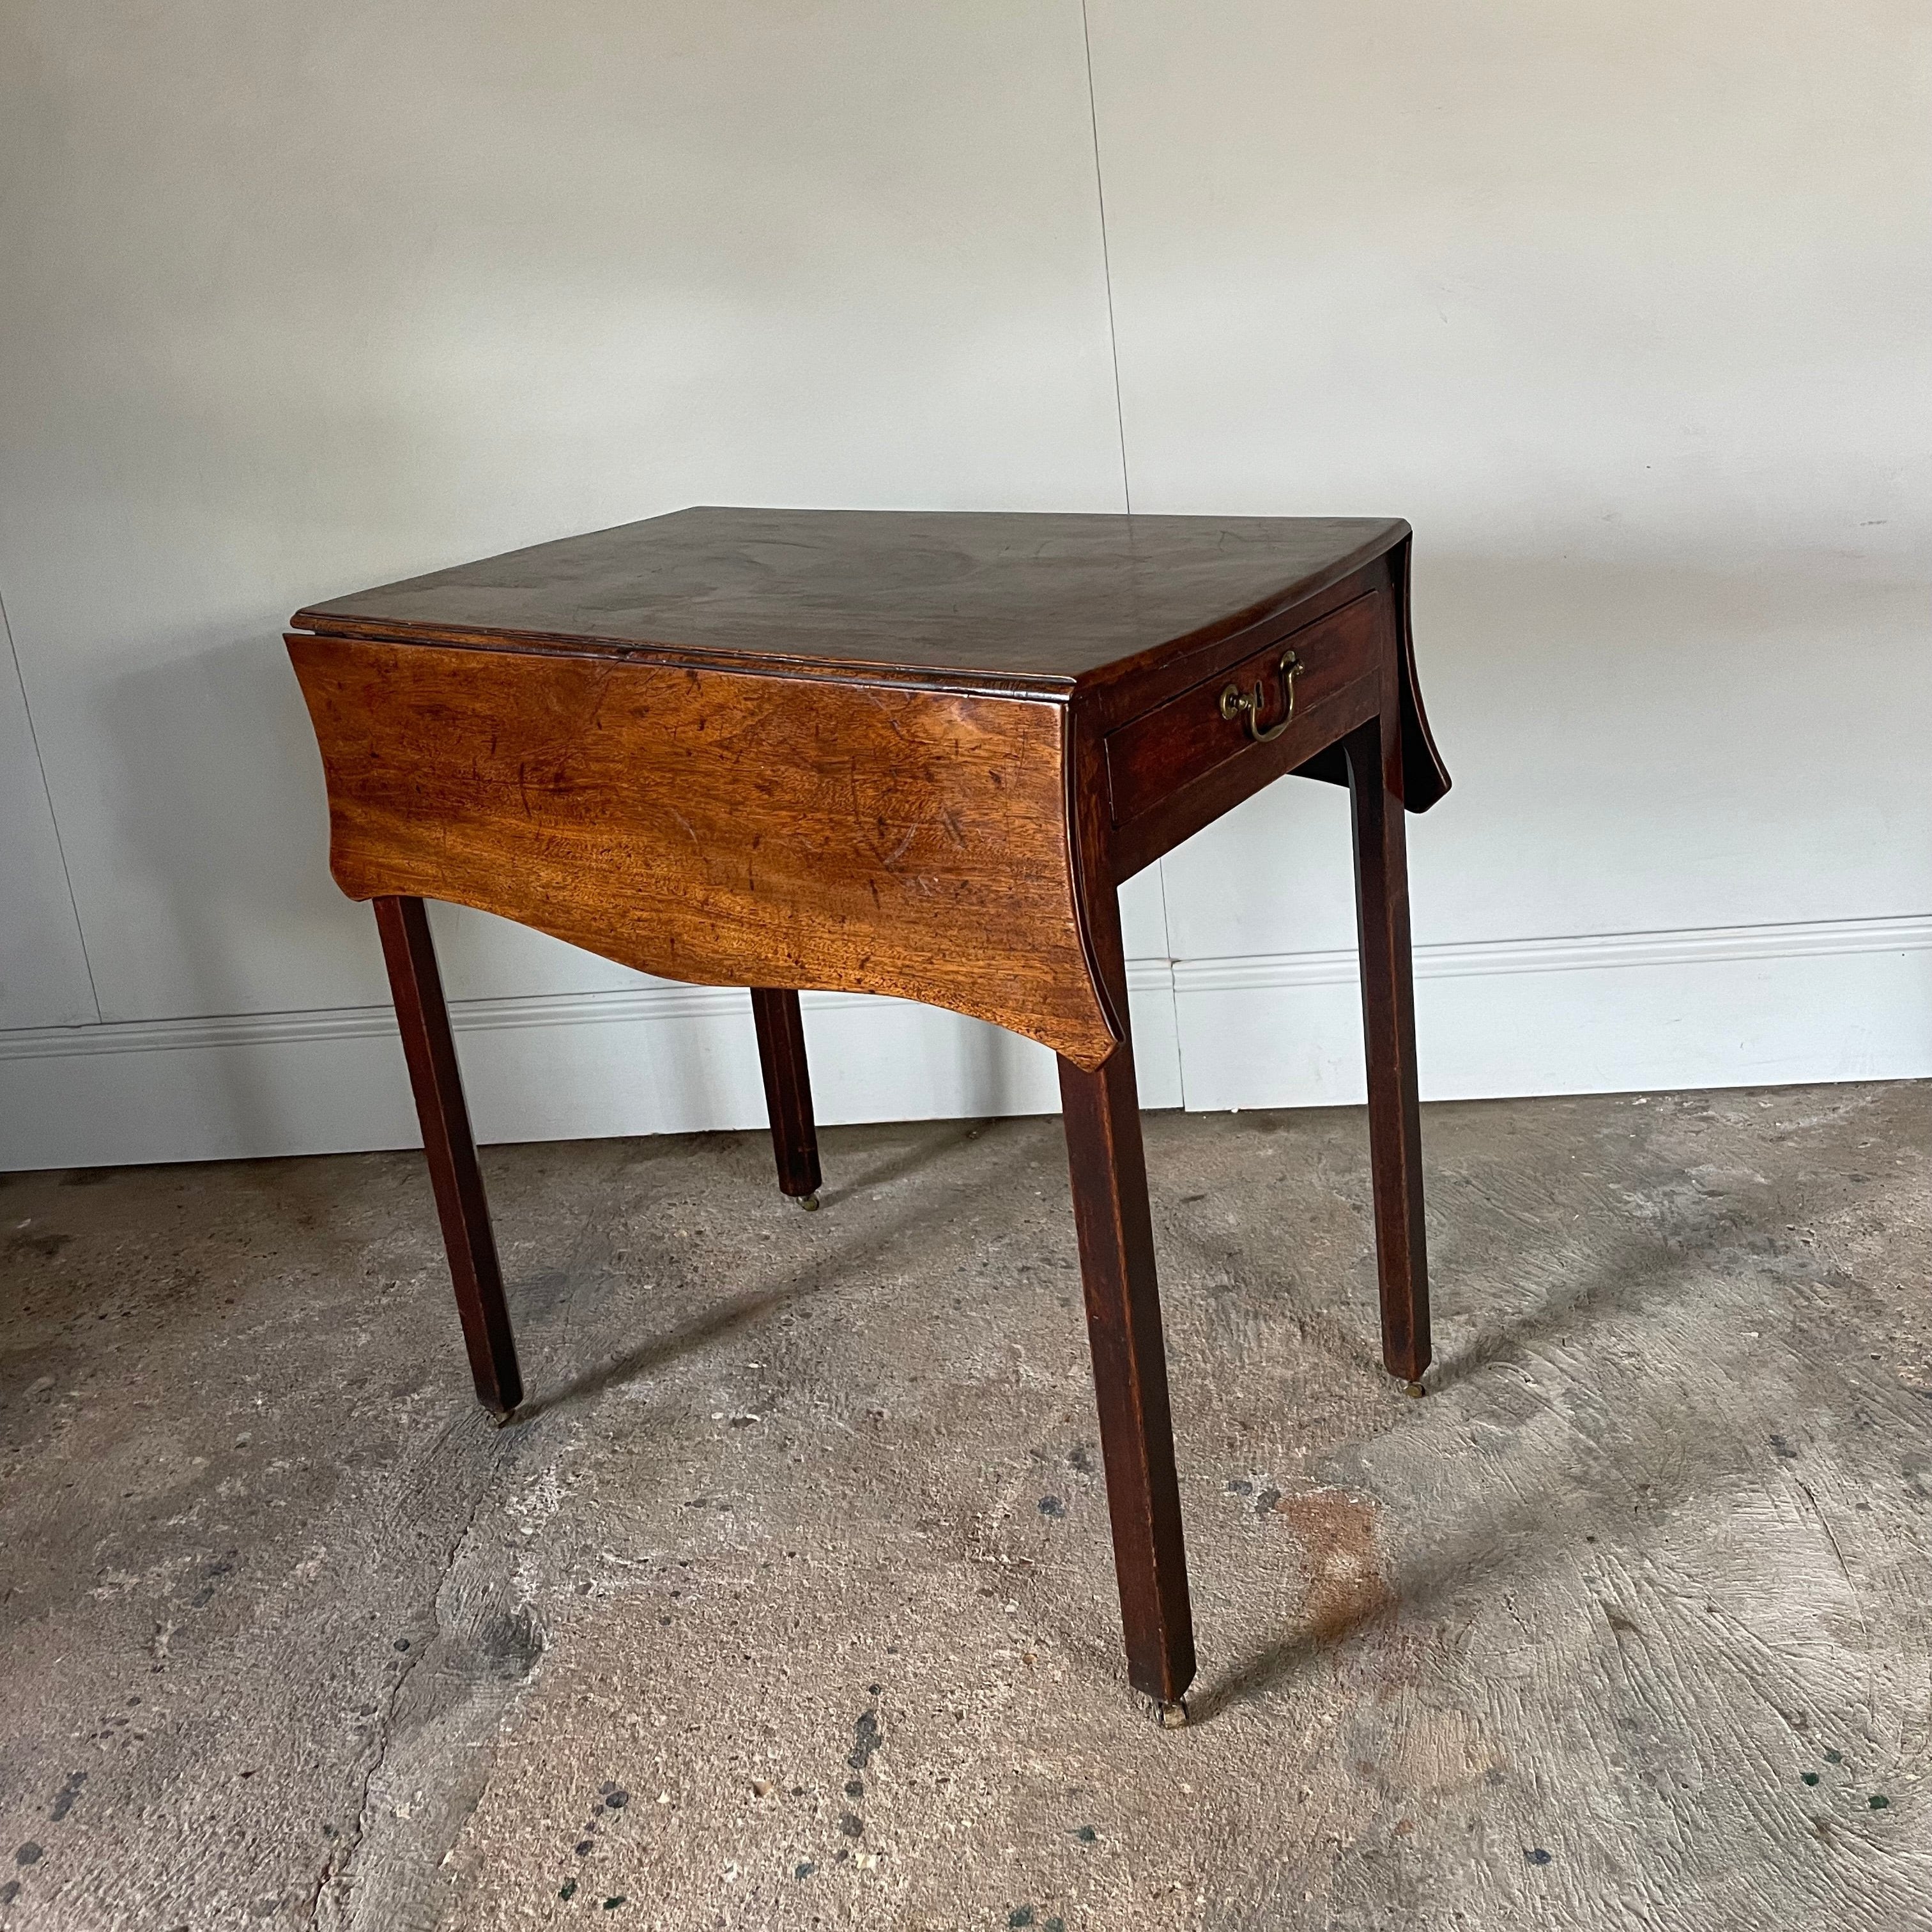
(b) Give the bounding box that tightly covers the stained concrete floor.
[2,1084,1931,1932]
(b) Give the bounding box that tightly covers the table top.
[293,507,1409,691]
[289,505,1448,1069]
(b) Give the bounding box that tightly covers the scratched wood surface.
[293,508,1410,689]
[287,634,1119,1067]
[288,508,1451,812]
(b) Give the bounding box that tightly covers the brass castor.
[797,1192,820,1212]
[1404,1380,1427,1399]
[1155,1698,1189,1729]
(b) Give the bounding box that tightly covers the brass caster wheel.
[797,1192,820,1213]
[1404,1380,1427,1400]
[1154,1698,1189,1729]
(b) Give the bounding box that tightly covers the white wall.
[0,601,95,1029]
[2,1,1926,1169]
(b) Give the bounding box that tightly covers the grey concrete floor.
[3,1084,1930,1932]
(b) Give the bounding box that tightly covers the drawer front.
[1105,590,1383,826]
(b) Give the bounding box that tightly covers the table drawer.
[1105,590,1383,825]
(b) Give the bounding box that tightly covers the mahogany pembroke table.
[286,508,1452,1721]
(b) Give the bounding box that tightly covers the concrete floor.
[2,1084,1930,1932]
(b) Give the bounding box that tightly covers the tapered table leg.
[1345,716,1431,1388]
[750,988,822,1209]
[373,895,523,1416]
[1058,1036,1196,1712]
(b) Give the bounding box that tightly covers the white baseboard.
[1,916,1927,1170]
[0,965,1183,1170]
[1172,914,1932,1111]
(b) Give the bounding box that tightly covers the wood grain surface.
[279,505,1462,1729]
[372,894,521,1415]
[294,508,1411,689]
[750,986,822,1203]
[290,508,1451,824]
[1345,711,1431,1385]
[1104,586,1383,834]
[287,635,1120,1068]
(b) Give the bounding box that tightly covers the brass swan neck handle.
[1218,650,1303,743]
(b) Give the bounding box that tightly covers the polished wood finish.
[298,507,1413,691]
[750,988,821,1204]
[1057,909,1195,1707]
[288,636,1118,1068]
[289,507,1453,1710]
[1346,711,1431,1384]
[291,509,1446,808]
[1105,586,1382,834]
[372,895,521,1417]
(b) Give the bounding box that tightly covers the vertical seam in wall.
[1079,1,1176,1094]
[1078,0,1132,514]
[1156,862,1186,1108]
[0,584,104,1023]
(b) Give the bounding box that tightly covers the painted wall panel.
[1087,1,1931,965]
[0,970,1186,1172]
[0,613,93,1028]
[0,0,1128,1025]
[1,2,1924,1169]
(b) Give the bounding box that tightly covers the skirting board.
[0,965,1183,1172]
[1,916,1928,1170]
[1174,914,1932,1112]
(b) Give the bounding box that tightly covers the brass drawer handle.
[1218,650,1303,742]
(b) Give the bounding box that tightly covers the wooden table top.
[287,502,1447,1075]
[293,507,1411,693]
